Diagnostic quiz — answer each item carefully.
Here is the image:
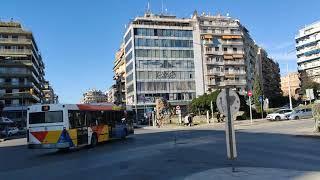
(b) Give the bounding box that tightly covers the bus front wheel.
[90,134,98,148]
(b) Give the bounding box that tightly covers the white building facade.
[191,12,257,96]
[296,21,320,83]
[123,13,196,117]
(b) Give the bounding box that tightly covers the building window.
[233,47,237,52]
[224,47,228,52]
[124,30,132,44]
[215,47,219,51]
[126,62,133,73]
[125,51,132,63]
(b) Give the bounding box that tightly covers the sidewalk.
[185,167,320,180]
[0,134,26,142]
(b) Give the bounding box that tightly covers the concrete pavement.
[186,167,320,180]
[0,118,319,179]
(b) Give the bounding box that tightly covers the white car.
[1,127,19,136]
[0,117,14,124]
[266,109,293,121]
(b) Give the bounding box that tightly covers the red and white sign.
[248,91,252,97]
[176,105,180,110]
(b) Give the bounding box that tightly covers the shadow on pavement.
[0,128,319,180]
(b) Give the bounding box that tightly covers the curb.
[295,134,320,139]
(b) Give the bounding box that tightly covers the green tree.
[253,75,263,113]
[189,90,220,115]
[300,70,320,98]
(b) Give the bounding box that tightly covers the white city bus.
[27,103,134,149]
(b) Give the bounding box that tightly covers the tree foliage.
[188,90,220,115]
[300,70,320,97]
[253,75,263,113]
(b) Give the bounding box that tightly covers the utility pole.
[287,64,293,110]
[210,100,214,121]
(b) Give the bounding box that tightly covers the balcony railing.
[204,50,224,55]
[298,53,320,63]
[224,60,245,65]
[225,70,246,75]
[207,70,224,76]
[217,80,246,86]
[223,41,243,45]
[0,82,34,87]
[0,49,32,55]
[0,38,32,44]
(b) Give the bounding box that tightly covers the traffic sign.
[258,96,263,103]
[176,109,181,115]
[247,90,252,97]
[216,88,239,160]
[176,105,180,110]
[217,89,240,117]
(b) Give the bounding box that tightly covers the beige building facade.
[281,72,301,99]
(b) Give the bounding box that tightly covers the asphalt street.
[0,118,319,180]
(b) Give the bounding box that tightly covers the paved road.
[0,118,319,180]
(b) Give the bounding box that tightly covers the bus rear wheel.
[90,134,98,148]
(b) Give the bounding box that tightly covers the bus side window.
[86,111,98,126]
[79,111,86,127]
[96,111,104,125]
[68,110,80,129]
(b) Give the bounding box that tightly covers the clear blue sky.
[1,0,319,103]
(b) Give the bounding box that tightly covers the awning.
[204,34,213,39]
[224,55,233,60]
[222,35,242,39]
[233,54,244,58]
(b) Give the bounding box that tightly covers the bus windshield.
[29,111,63,124]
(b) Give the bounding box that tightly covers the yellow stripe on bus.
[42,130,61,144]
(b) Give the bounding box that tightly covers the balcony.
[205,50,224,55]
[0,92,41,102]
[225,70,246,76]
[0,82,35,88]
[223,40,243,46]
[298,53,320,63]
[224,60,245,65]
[0,38,32,45]
[223,80,246,86]
[0,49,32,55]
[296,46,320,56]
[206,61,224,65]
[207,70,224,76]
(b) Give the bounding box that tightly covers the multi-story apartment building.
[123,12,196,116]
[281,72,301,100]
[106,86,116,103]
[0,21,46,107]
[296,21,320,83]
[192,12,257,96]
[81,89,108,104]
[113,43,126,105]
[256,47,282,99]
[43,81,57,104]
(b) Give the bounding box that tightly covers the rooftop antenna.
[147,1,151,13]
[161,0,164,14]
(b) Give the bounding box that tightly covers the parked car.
[0,127,19,136]
[0,117,14,124]
[288,108,313,120]
[266,109,293,121]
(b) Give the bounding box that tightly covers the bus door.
[111,111,126,138]
[69,111,88,146]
